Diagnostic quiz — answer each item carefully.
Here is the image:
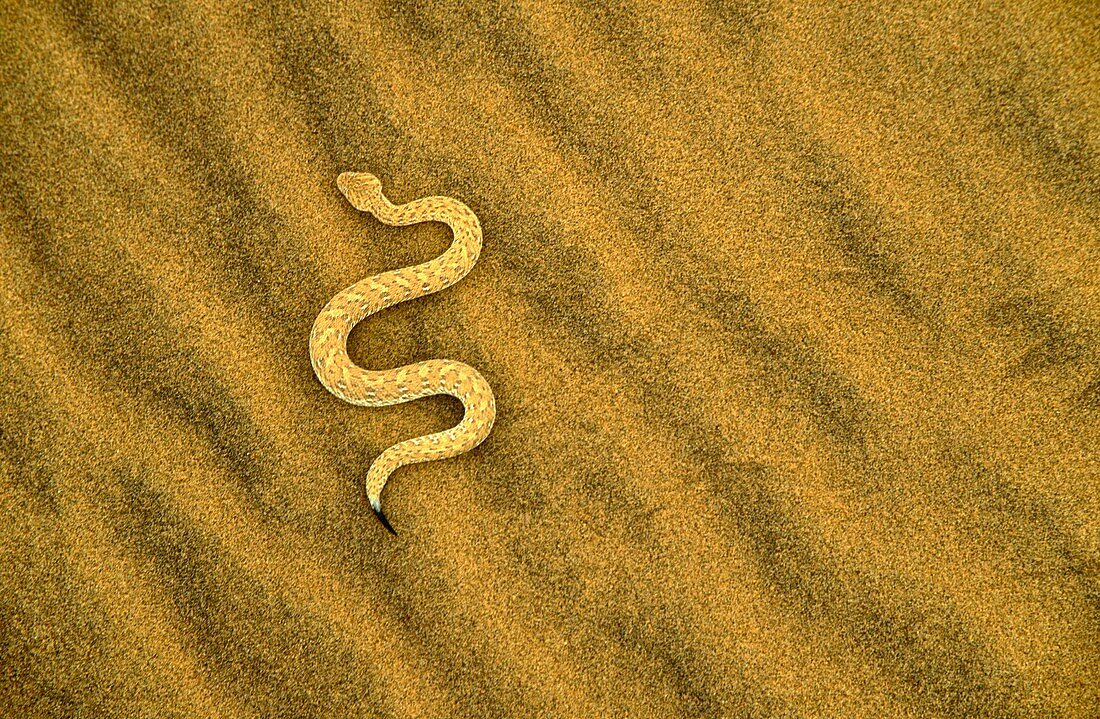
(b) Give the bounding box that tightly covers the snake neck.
[365,193,483,300]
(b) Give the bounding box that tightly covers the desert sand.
[1,1,1098,717]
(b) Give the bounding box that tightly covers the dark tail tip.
[372,503,398,535]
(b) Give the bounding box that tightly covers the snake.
[309,172,496,534]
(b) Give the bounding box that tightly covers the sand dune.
[2,1,1098,716]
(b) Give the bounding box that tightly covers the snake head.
[337,172,384,211]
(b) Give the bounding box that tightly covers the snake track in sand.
[309,172,496,534]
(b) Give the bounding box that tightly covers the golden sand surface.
[2,1,1098,716]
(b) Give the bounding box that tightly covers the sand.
[1,1,1098,716]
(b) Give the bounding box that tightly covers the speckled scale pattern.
[309,172,496,532]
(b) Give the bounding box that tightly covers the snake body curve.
[309,172,496,534]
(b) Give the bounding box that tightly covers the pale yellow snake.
[309,172,496,534]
